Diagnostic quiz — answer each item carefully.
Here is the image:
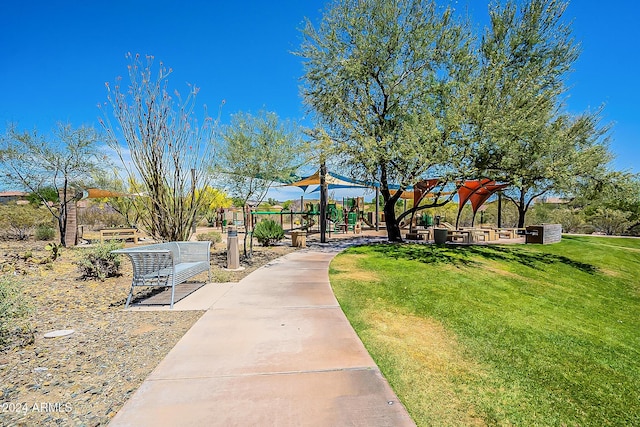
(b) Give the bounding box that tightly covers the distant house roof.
[0,191,28,197]
[543,197,568,204]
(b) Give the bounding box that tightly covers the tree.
[196,185,233,225]
[471,0,611,227]
[100,53,219,242]
[91,173,146,228]
[571,171,640,235]
[216,110,305,256]
[0,123,106,246]
[298,0,475,241]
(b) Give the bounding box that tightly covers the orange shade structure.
[456,179,508,228]
[413,179,442,206]
[79,188,139,200]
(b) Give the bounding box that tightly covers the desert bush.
[45,242,63,261]
[253,219,284,246]
[550,208,585,233]
[589,207,633,236]
[196,231,222,247]
[0,204,51,240]
[78,204,129,230]
[76,241,124,281]
[35,224,56,240]
[0,274,33,348]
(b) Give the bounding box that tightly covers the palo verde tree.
[0,123,106,246]
[196,185,233,225]
[471,0,612,227]
[298,0,476,241]
[100,53,219,241]
[216,110,306,257]
[571,171,640,235]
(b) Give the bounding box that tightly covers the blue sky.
[1,0,638,201]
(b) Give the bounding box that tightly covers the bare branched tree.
[100,53,220,241]
[0,123,105,246]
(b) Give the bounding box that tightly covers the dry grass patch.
[359,308,486,426]
[330,254,380,282]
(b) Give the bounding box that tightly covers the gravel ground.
[0,239,295,427]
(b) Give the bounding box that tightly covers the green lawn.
[329,235,640,426]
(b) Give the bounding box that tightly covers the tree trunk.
[517,208,526,228]
[379,166,403,242]
[383,201,402,242]
[517,192,527,228]
[58,188,69,247]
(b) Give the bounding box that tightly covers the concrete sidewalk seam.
[146,366,379,382]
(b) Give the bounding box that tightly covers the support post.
[375,186,380,231]
[497,191,503,229]
[320,161,327,243]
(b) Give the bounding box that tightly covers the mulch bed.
[0,240,294,426]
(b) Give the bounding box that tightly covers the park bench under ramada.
[112,241,211,309]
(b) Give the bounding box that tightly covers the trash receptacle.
[433,228,448,244]
[291,231,307,248]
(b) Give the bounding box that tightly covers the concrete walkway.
[110,241,415,426]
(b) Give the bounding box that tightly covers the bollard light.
[226,225,240,270]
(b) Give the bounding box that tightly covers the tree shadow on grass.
[357,243,598,274]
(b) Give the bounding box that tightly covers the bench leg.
[124,283,135,308]
[170,280,176,309]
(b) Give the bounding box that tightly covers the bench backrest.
[113,241,210,264]
[146,242,181,260]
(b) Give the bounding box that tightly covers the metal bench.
[112,241,211,309]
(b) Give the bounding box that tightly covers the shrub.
[76,241,124,281]
[45,242,63,261]
[35,224,56,241]
[78,204,129,230]
[0,275,33,348]
[0,204,50,240]
[253,219,284,246]
[196,231,222,247]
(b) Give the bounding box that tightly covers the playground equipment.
[325,197,369,233]
[301,203,319,230]
[251,203,321,233]
[249,195,381,237]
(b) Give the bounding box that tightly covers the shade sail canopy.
[286,170,435,201]
[412,179,442,205]
[456,179,508,227]
[286,170,375,192]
